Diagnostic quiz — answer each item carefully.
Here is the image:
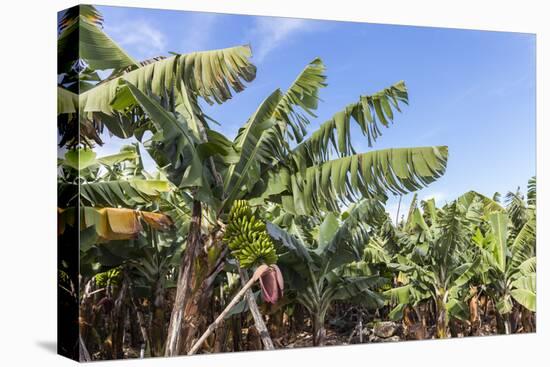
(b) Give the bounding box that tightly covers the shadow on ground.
[36,340,57,354]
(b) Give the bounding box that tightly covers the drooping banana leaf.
[59,179,170,207]
[516,256,536,276]
[223,59,327,204]
[457,191,505,217]
[266,221,314,266]
[124,81,206,190]
[487,212,509,273]
[510,215,536,270]
[223,90,286,197]
[510,273,536,311]
[58,12,137,73]
[59,147,139,171]
[60,148,98,171]
[80,45,255,117]
[286,81,408,172]
[58,4,104,32]
[527,176,536,207]
[57,86,79,115]
[275,146,448,215]
[331,275,388,309]
[271,57,327,142]
[448,259,480,294]
[315,199,385,272]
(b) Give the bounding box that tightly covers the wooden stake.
[239,267,275,350]
[188,265,270,355]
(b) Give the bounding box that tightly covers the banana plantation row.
[57,6,536,360]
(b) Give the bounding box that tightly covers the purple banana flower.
[258,264,284,304]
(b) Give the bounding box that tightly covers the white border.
[0,1,546,366]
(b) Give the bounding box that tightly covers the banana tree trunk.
[521,308,535,333]
[112,277,128,359]
[165,200,202,356]
[213,319,227,353]
[127,276,149,357]
[231,315,242,351]
[78,279,94,356]
[435,294,449,339]
[312,313,326,346]
[150,279,165,357]
[293,303,305,333]
[180,254,226,352]
[503,313,512,335]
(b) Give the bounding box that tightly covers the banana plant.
[266,199,388,346]
[57,143,176,357]
[387,197,485,338]
[472,180,536,333]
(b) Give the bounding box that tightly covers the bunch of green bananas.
[225,200,277,268]
[94,267,122,287]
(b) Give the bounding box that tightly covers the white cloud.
[104,13,220,59]
[251,17,311,62]
[105,20,167,60]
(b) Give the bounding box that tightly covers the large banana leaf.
[287,81,408,171]
[363,238,393,264]
[57,87,79,115]
[60,148,98,171]
[223,59,327,204]
[223,124,286,205]
[57,86,81,148]
[315,199,385,272]
[266,221,314,266]
[277,146,448,215]
[59,179,170,207]
[527,176,536,207]
[271,57,327,142]
[58,4,103,32]
[488,212,509,273]
[457,191,505,217]
[430,200,473,266]
[58,13,137,73]
[510,215,536,270]
[124,81,205,189]
[331,275,387,309]
[384,283,432,320]
[80,45,255,117]
[385,284,413,305]
[223,91,286,197]
[506,190,530,232]
[448,259,480,293]
[59,147,138,171]
[510,273,536,311]
[96,149,139,167]
[517,256,536,276]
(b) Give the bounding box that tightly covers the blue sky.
[94,5,536,220]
